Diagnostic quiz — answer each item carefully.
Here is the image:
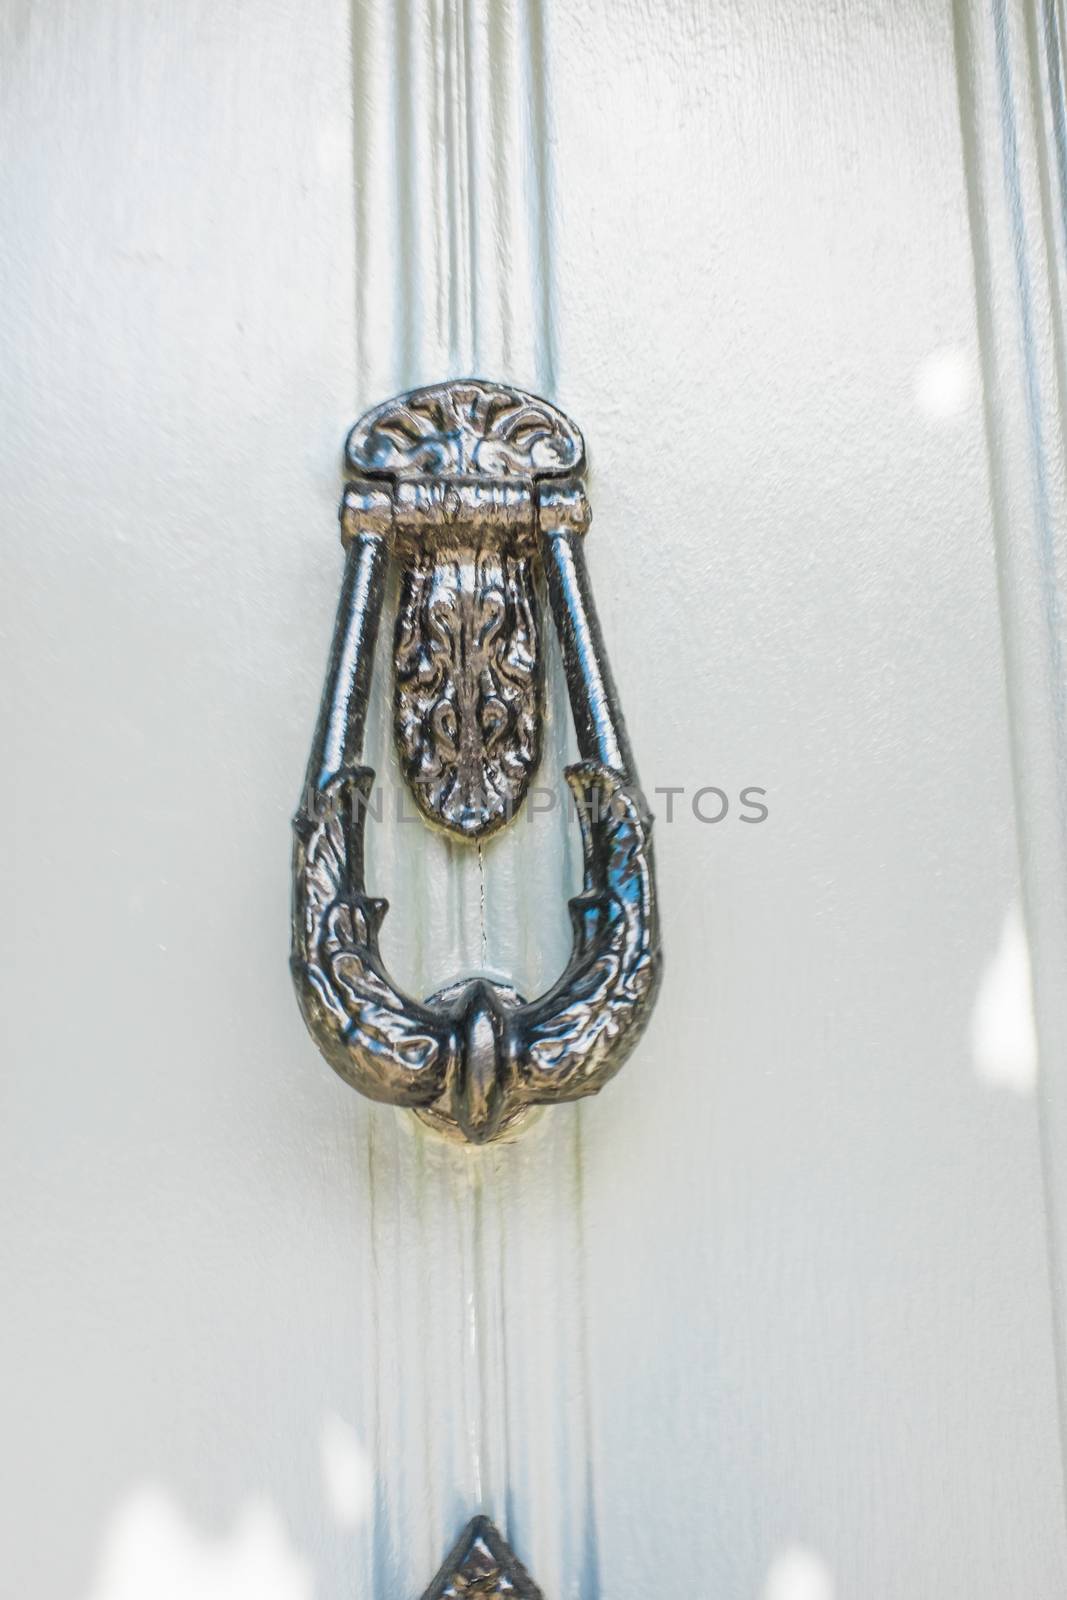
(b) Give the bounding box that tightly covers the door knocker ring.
[290,379,662,1143]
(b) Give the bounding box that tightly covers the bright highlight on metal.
[291,379,662,1143]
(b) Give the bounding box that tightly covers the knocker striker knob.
[290,379,662,1142]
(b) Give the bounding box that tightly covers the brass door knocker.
[291,380,662,1142]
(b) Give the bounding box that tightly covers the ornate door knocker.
[291,380,662,1142]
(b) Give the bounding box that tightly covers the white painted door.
[5,2,1067,1596]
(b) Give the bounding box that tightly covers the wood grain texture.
[3,1,1067,1597]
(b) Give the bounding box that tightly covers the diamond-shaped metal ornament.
[419,1515,545,1599]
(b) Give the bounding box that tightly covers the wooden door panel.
[4,1,1067,1597]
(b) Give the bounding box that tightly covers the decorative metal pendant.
[291,379,662,1143]
[419,1516,544,1600]
[347,380,583,839]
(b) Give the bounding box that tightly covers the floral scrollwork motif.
[343,378,586,840]
[519,762,661,1099]
[346,378,584,482]
[291,768,451,1106]
[292,379,662,1141]
[393,546,542,838]
[291,757,660,1144]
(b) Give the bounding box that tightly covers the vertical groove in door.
[348,4,597,1595]
[953,0,1067,1501]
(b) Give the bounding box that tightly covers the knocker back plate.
[347,379,584,840]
